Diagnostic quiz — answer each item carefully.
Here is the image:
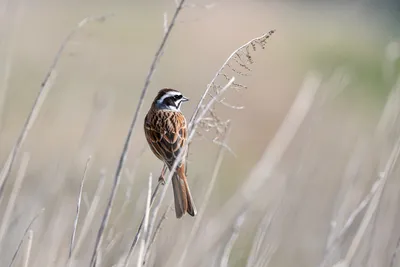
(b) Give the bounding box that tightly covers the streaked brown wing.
[144,110,187,168]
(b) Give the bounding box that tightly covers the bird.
[144,88,197,218]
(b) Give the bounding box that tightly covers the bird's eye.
[174,95,182,100]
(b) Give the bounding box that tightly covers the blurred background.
[1,0,400,266]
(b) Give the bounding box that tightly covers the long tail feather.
[183,177,197,216]
[172,173,186,218]
[171,165,197,218]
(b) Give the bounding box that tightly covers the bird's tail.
[172,164,197,218]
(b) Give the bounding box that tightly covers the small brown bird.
[144,88,197,218]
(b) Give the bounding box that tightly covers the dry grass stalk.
[365,77,400,267]
[124,183,161,265]
[321,70,400,267]
[103,150,147,254]
[144,203,171,265]
[0,71,55,200]
[238,72,321,201]
[112,148,146,229]
[246,206,279,267]
[0,152,30,248]
[22,229,33,267]
[185,31,275,167]
[67,170,107,266]
[322,173,382,265]
[188,72,322,264]
[219,212,246,267]
[135,173,152,267]
[89,1,186,265]
[328,71,400,267]
[187,30,276,132]
[0,0,22,132]
[319,140,371,267]
[68,156,92,260]
[0,14,111,200]
[177,123,232,267]
[0,49,13,132]
[8,208,44,267]
[333,134,400,266]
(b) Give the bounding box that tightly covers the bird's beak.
[182,96,189,102]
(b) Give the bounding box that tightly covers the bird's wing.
[144,110,187,168]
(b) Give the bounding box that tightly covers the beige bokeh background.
[1,0,400,266]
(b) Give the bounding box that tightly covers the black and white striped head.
[153,88,189,111]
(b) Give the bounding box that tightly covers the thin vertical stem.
[89,1,187,265]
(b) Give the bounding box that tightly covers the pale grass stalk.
[0,14,111,200]
[366,82,400,266]
[325,174,382,253]
[134,173,152,267]
[144,203,171,265]
[254,244,277,267]
[246,207,279,267]
[333,134,400,267]
[124,183,161,266]
[83,193,90,210]
[0,0,14,131]
[89,1,186,265]
[238,72,321,201]
[318,140,370,267]
[0,42,13,133]
[177,124,231,267]
[188,30,276,131]
[104,176,134,256]
[40,14,112,88]
[331,72,400,267]
[0,0,25,133]
[0,72,54,200]
[219,212,246,267]
[68,156,92,259]
[22,230,33,267]
[111,183,133,228]
[67,171,107,266]
[113,149,145,228]
[325,140,366,249]
[77,89,114,165]
[105,231,124,255]
[163,12,168,34]
[189,72,322,263]
[110,150,146,239]
[0,152,30,247]
[145,77,236,248]
[210,246,223,267]
[8,208,44,267]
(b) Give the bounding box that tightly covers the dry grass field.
[1,0,400,266]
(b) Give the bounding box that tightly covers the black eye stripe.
[163,95,182,102]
